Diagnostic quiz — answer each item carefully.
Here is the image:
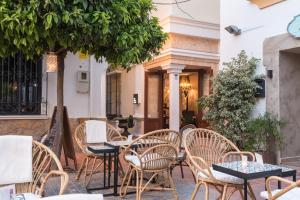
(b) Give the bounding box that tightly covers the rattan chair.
[120,129,180,200]
[260,176,300,199]
[173,124,197,178]
[74,121,126,186]
[184,128,256,200]
[2,140,69,197]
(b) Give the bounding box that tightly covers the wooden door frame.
[180,68,213,127]
[144,71,164,133]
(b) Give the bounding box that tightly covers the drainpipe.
[276,149,281,165]
[88,55,92,119]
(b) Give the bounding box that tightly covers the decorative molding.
[158,48,219,61]
[249,0,286,9]
[159,16,220,39]
[160,16,220,31]
[161,63,185,74]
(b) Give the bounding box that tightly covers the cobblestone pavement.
[45,164,300,200]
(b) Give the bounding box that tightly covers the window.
[0,53,43,115]
[106,72,121,119]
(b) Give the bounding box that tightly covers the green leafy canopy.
[199,50,260,145]
[0,0,167,67]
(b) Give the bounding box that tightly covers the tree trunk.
[52,51,66,159]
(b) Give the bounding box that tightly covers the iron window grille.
[0,53,43,115]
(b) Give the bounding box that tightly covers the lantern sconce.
[267,69,273,79]
[46,52,58,72]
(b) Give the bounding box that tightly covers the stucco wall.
[220,0,300,116]
[279,52,300,158]
[263,33,300,160]
[46,53,108,119]
[153,0,220,24]
[119,65,145,135]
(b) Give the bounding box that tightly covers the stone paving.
[45,164,300,200]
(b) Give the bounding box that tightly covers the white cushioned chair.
[120,129,180,200]
[261,176,300,200]
[184,128,256,200]
[16,194,103,200]
[0,140,68,198]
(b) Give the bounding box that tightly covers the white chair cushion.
[260,188,300,200]
[125,153,160,167]
[197,167,243,184]
[15,193,40,200]
[43,194,104,200]
[178,151,185,158]
[15,194,103,200]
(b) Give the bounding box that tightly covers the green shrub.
[245,113,284,151]
[199,50,259,146]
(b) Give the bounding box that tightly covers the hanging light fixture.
[180,76,191,97]
[46,52,58,72]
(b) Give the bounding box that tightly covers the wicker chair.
[1,140,69,197]
[120,129,180,200]
[184,128,256,200]
[173,124,197,179]
[260,176,300,199]
[74,121,126,186]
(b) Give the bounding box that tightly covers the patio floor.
[45,156,300,200]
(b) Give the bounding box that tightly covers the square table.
[86,144,119,196]
[212,161,296,200]
[86,141,133,196]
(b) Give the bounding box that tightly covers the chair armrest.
[39,170,69,196]
[111,136,127,141]
[222,151,255,162]
[266,176,299,200]
[140,144,178,170]
[187,156,213,179]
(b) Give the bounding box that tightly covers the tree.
[199,51,259,146]
[0,0,167,157]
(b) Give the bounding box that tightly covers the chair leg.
[204,182,209,200]
[76,157,87,180]
[248,183,256,200]
[138,170,144,200]
[83,157,91,185]
[168,169,179,200]
[221,185,228,200]
[85,157,97,187]
[190,182,201,200]
[120,166,133,197]
[180,161,184,179]
[135,169,140,200]
[238,188,244,199]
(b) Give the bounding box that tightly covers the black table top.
[87,144,117,154]
[212,161,296,180]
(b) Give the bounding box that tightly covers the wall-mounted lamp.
[133,93,139,104]
[267,70,273,79]
[225,25,242,36]
[46,52,58,72]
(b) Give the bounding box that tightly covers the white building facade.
[0,0,220,139]
[220,0,300,162]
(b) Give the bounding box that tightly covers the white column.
[89,56,108,119]
[162,64,185,131]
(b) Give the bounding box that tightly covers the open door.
[144,72,163,133]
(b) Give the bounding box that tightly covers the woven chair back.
[74,121,123,153]
[127,129,180,170]
[14,141,64,195]
[184,128,239,169]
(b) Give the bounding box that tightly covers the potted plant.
[245,113,285,163]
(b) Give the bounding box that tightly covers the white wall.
[153,0,220,24]
[220,0,300,116]
[45,53,108,119]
